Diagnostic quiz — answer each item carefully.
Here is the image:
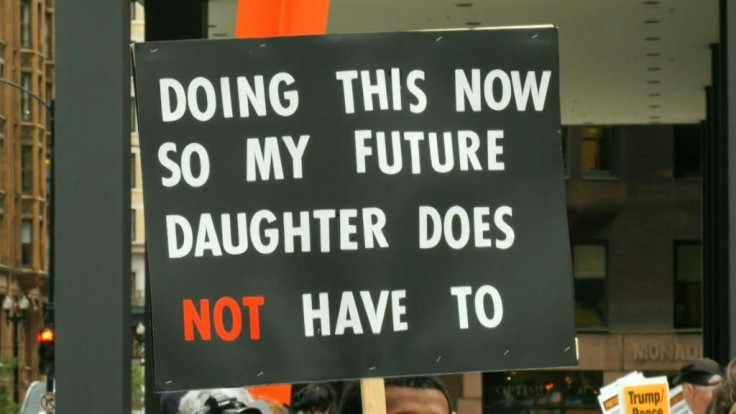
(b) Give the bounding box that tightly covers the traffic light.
[37,327,54,376]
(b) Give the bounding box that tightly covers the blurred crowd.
[164,375,452,414]
[155,355,736,414]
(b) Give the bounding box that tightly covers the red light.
[38,328,54,343]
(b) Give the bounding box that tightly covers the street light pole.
[12,315,18,403]
[10,310,20,403]
[0,78,50,111]
[3,295,30,404]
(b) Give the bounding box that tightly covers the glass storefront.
[482,371,602,414]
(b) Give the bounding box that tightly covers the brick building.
[0,0,55,402]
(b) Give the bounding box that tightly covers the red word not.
[182,296,265,342]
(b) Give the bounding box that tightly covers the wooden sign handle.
[360,378,387,414]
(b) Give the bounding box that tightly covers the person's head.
[338,376,452,414]
[292,383,337,414]
[713,359,736,414]
[160,391,187,414]
[673,358,722,414]
[178,388,256,414]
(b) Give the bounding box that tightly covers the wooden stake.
[360,378,387,414]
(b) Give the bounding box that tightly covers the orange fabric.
[235,0,327,404]
[235,0,330,38]
[247,385,292,405]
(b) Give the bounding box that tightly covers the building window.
[21,220,32,266]
[37,3,42,52]
[0,44,4,116]
[131,153,136,188]
[131,208,136,242]
[131,271,137,304]
[21,73,31,121]
[581,126,616,177]
[0,212,3,264]
[38,147,43,195]
[45,224,49,271]
[45,156,50,201]
[38,75,43,123]
[483,371,603,413]
[46,83,53,129]
[674,124,702,178]
[21,145,33,194]
[0,127,4,186]
[572,243,607,329]
[131,97,137,133]
[674,241,702,329]
[44,13,52,59]
[0,44,4,183]
[131,1,137,21]
[39,221,44,269]
[21,0,31,48]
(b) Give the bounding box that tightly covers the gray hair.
[178,388,254,414]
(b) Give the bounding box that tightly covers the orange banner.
[248,384,292,405]
[235,0,329,404]
[235,0,330,38]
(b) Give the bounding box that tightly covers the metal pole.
[46,101,54,395]
[723,0,736,360]
[56,1,131,412]
[47,102,54,308]
[12,317,19,404]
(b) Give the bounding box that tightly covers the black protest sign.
[133,28,577,392]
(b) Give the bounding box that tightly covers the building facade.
[0,0,55,402]
[452,124,704,414]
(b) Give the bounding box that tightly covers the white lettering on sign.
[335,69,426,114]
[451,285,504,329]
[419,205,514,249]
[245,135,310,182]
[158,142,211,188]
[302,290,408,337]
[165,208,389,258]
[455,69,551,112]
[158,73,299,122]
[354,129,505,175]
